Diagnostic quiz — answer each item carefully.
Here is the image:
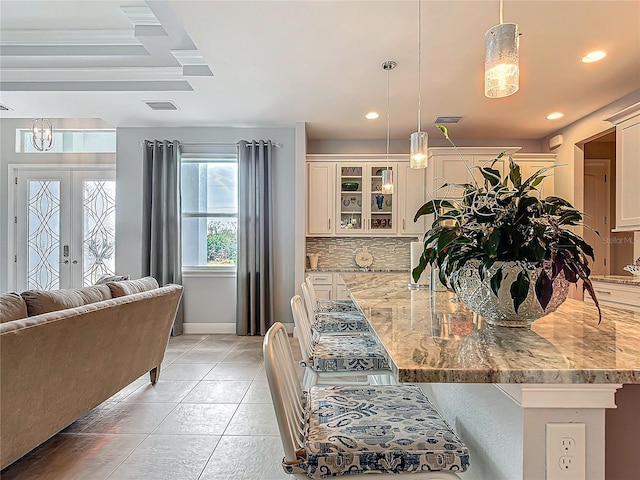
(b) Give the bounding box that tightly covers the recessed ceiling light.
[546,112,564,120]
[581,50,606,63]
[365,112,379,120]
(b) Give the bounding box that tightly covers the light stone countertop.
[341,273,640,384]
[306,268,409,273]
[591,275,640,286]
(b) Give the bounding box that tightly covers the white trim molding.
[183,322,294,335]
[496,384,622,409]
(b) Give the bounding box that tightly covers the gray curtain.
[236,140,275,336]
[142,140,184,335]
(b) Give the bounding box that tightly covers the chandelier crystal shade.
[410,0,428,169]
[31,118,54,152]
[381,60,396,195]
[484,0,520,99]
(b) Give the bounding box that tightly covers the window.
[15,129,116,153]
[181,154,238,269]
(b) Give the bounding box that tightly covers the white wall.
[0,118,115,293]
[115,126,297,329]
[542,88,640,209]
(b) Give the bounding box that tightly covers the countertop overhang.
[341,273,640,384]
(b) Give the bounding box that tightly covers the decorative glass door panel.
[14,168,115,291]
[369,165,393,231]
[27,180,62,290]
[339,165,364,231]
[82,180,116,286]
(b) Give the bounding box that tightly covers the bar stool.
[305,276,359,313]
[291,294,392,389]
[301,282,369,335]
[263,322,470,479]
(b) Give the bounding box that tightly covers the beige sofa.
[0,277,183,469]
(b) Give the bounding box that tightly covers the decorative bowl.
[342,182,359,191]
[623,265,640,277]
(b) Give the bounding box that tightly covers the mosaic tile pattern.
[306,237,413,271]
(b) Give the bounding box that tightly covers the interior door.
[13,167,116,291]
[584,160,611,275]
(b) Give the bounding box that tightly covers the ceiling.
[0,0,638,141]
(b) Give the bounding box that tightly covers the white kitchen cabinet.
[307,272,333,300]
[307,272,354,301]
[512,153,556,197]
[337,162,397,235]
[307,155,428,237]
[607,102,640,231]
[334,276,351,300]
[397,162,428,235]
[429,147,519,198]
[307,163,335,235]
[586,280,640,309]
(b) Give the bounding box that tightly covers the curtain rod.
[139,141,282,148]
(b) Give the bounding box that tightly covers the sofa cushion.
[94,274,130,285]
[0,293,28,323]
[21,285,112,316]
[106,276,159,298]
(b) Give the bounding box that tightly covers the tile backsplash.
[306,237,415,271]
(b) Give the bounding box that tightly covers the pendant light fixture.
[410,0,428,169]
[381,60,396,195]
[484,0,520,98]
[31,118,54,151]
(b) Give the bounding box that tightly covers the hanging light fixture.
[381,60,396,195]
[31,118,54,151]
[410,0,428,169]
[484,0,520,98]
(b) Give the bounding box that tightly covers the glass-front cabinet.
[337,162,396,235]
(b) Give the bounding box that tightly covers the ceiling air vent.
[144,101,178,111]
[434,115,463,124]
[0,104,10,111]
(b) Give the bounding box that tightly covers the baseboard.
[183,323,235,334]
[182,322,294,335]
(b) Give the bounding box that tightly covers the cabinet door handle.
[327,219,331,230]
[594,290,611,295]
[403,219,406,230]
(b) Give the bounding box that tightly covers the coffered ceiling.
[1,0,638,141]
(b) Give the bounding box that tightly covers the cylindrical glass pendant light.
[31,118,54,151]
[484,0,519,98]
[410,0,428,169]
[381,61,396,194]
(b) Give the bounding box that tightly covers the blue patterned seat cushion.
[303,335,390,372]
[316,299,359,314]
[311,312,369,333]
[283,385,470,478]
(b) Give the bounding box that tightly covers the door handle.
[60,260,69,264]
[72,260,78,265]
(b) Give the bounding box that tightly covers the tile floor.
[2,334,300,480]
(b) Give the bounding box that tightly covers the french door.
[11,166,116,291]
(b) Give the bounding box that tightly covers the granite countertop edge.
[590,275,640,286]
[306,268,409,273]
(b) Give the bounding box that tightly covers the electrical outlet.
[546,423,586,480]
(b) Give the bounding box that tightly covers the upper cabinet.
[429,147,520,198]
[397,163,427,235]
[307,162,335,235]
[337,162,397,235]
[512,153,556,198]
[607,103,640,231]
[307,155,426,237]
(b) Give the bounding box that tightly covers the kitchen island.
[341,273,640,480]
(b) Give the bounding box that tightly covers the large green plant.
[412,126,601,321]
